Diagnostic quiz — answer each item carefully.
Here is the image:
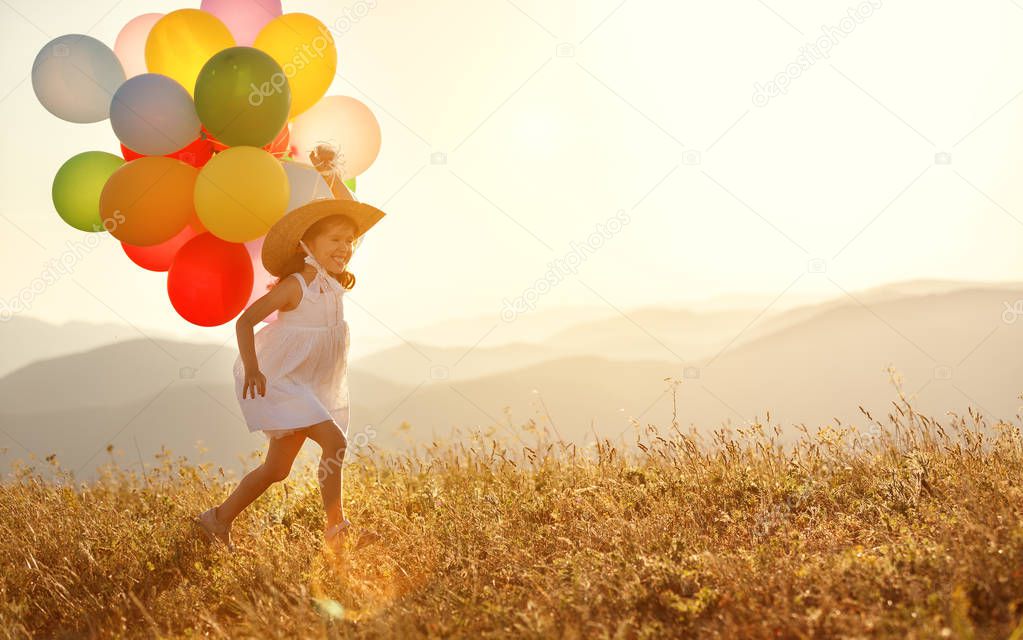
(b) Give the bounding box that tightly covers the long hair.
[266,214,361,292]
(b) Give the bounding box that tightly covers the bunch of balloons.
[32,1,382,327]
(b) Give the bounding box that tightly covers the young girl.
[196,147,386,551]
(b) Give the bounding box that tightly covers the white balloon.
[32,34,126,123]
[281,160,333,213]
[110,73,200,156]
[290,96,382,180]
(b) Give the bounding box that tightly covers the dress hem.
[251,417,338,436]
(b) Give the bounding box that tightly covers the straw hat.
[261,198,386,277]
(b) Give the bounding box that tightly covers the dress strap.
[298,239,344,299]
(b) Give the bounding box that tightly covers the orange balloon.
[100,157,198,246]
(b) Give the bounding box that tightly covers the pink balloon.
[114,13,164,78]
[200,0,283,46]
[244,236,279,323]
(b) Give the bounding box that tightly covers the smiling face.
[302,216,358,275]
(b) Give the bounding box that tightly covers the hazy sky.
[2,0,1022,350]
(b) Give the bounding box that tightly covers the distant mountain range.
[2,279,1020,480]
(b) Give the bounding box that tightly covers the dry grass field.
[2,375,1022,639]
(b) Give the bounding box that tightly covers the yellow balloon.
[254,13,336,119]
[194,147,289,242]
[145,9,235,97]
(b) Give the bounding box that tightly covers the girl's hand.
[309,144,337,173]
[242,369,267,399]
[308,143,355,201]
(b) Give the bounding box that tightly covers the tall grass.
[2,371,1022,639]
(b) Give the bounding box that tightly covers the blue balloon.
[32,34,126,123]
[110,73,201,156]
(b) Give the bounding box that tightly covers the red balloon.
[168,233,253,327]
[122,214,207,272]
[265,124,291,158]
[204,123,292,158]
[121,135,214,168]
[203,124,230,154]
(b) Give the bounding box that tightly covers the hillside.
[2,282,1021,480]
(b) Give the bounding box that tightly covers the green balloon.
[51,151,125,232]
[343,177,356,192]
[194,46,291,148]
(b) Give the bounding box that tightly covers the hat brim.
[261,199,386,277]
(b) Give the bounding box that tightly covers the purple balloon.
[200,0,282,46]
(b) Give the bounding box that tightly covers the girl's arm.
[323,170,355,201]
[235,277,301,372]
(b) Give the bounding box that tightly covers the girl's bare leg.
[216,431,306,524]
[303,420,348,531]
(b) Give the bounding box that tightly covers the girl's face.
[306,219,357,275]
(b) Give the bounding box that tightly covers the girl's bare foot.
[196,506,235,551]
[324,518,351,553]
[324,519,379,553]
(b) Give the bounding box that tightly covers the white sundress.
[233,250,351,440]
